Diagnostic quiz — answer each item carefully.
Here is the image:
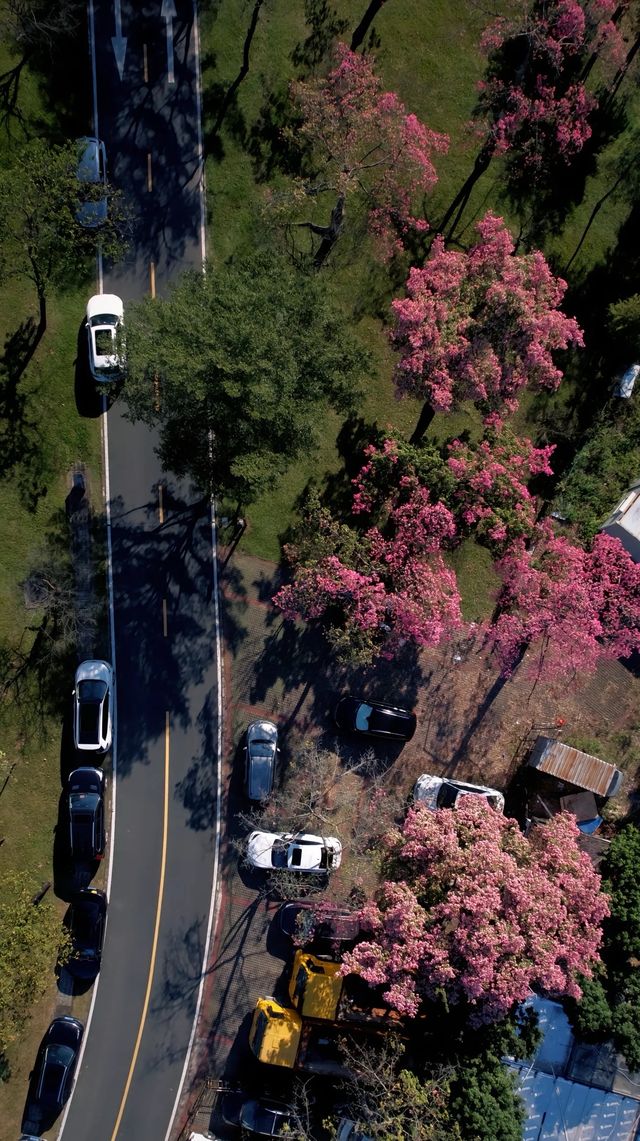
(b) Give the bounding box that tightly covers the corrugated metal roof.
[527,737,623,799]
[513,1064,640,1141]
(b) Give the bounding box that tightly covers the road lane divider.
[162,598,168,637]
[147,152,153,192]
[109,712,170,1141]
[158,481,164,524]
[143,42,149,84]
[149,260,156,299]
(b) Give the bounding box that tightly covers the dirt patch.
[221,549,640,819]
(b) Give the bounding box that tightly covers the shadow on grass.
[290,0,348,71]
[0,316,48,493]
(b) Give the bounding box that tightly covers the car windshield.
[317,914,360,941]
[246,1106,289,1135]
[250,743,274,758]
[79,679,107,702]
[271,839,290,869]
[355,704,372,731]
[436,783,460,809]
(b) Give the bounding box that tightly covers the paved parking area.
[173,547,640,1138]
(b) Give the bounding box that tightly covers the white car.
[73,660,113,753]
[413,774,505,813]
[246,831,342,873]
[85,294,124,383]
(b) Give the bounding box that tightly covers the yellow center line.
[162,598,168,637]
[143,42,149,84]
[109,713,170,1141]
[147,152,153,192]
[149,261,156,299]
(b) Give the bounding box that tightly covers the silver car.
[413,774,505,813]
[73,659,113,753]
[244,719,279,800]
[76,136,108,227]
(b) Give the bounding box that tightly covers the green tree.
[449,1053,524,1141]
[0,137,126,335]
[0,872,70,1076]
[603,826,640,960]
[123,252,367,502]
[330,1034,455,1141]
[609,294,640,360]
[570,827,640,1071]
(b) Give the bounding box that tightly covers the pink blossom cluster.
[476,0,629,167]
[391,212,583,415]
[343,799,608,1024]
[274,477,463,659]
[291,43,448,259]
[480,76,596,164]
[446,431,555,550]
[487,529,640,677]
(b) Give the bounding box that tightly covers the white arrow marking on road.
[161,0,177,85]
[111,0,127,79]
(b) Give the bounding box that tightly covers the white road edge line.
[58,8,112,1134]
[88,0,104,291]
[88,0,99,138]
[193,0,207,265]
[163,6,221,1137]
[58,394,118,1139]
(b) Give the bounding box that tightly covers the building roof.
[508,998,640,1140]
[527,737,623,799]
[602,483,640,542]
[513,1064,640,1141]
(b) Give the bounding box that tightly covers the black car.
[68,767,106,861]
[23,1016,84,1122]
[67,888,107,978]
[334,695,417,741]
[221,1093,297,1137]
[279,902,364,950]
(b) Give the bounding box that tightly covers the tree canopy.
[571,827,640,1070]
[390,212,583,425]
[122,251,368,502]
[280,42,448,264]
[343,800,608,1025]
[0,137,125,330]
[0,872,69,1072]
[487,529,640,677]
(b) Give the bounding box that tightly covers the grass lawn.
[0,39,104,1136]
[200,0,640,624]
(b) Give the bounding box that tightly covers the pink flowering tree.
[476,0,629,173]
[284,43,448,264]
[350,429,555,554]
[487,528,640,679]
[343,799,608,1025]
[273,478,463,664]
[390,212,583,436]
[445,425,555,552]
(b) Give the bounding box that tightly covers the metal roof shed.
[527,737,623,799]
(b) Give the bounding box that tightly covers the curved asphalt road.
[61,3,220,1140]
